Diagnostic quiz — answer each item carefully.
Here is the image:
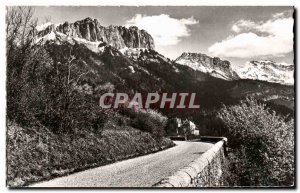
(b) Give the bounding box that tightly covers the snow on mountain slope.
[36,22,53,31]
[34,30,108,53]
[236,60,294,85]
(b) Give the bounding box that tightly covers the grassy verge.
[7,122,175,187]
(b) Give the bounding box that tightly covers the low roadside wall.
[153,137,228,187]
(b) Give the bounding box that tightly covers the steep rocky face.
[174,52,239,80]
[35,17,155,50]
[235,60,294,85]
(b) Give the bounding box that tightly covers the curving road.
[31,141,214,187]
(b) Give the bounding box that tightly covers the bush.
[131,109,167,140]
[218,97,294,186]
[119,108,167,140]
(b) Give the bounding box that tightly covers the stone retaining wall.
[153,138,227,187]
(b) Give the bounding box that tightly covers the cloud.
[126,14,198,46]
[231,20,257,33]
[208,11,293,58]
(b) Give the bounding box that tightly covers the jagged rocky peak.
[175,52,239,80]
[35,17,155,50]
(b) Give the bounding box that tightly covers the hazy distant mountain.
[235,60,294,85]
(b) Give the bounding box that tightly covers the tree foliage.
[6,7,103,134]
[218,97,294,186]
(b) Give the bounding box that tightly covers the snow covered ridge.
[35,22,61,32]
[34,30,107,52]
[235,60,294,85]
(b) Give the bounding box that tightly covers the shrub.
[142,109,168,123]
[119,108,167,140]
[218,97,294,186]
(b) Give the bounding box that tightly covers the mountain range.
[33,17,294,134]
[35,17,294,86]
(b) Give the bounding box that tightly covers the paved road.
[31,141,214,187]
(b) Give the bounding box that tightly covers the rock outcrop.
[174,52,239,80]
[36,17,155,50]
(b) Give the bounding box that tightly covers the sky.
[33,6,294,68]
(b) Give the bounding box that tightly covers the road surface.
[31,141,214,187]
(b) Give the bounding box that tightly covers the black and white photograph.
[5,4,295,188]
